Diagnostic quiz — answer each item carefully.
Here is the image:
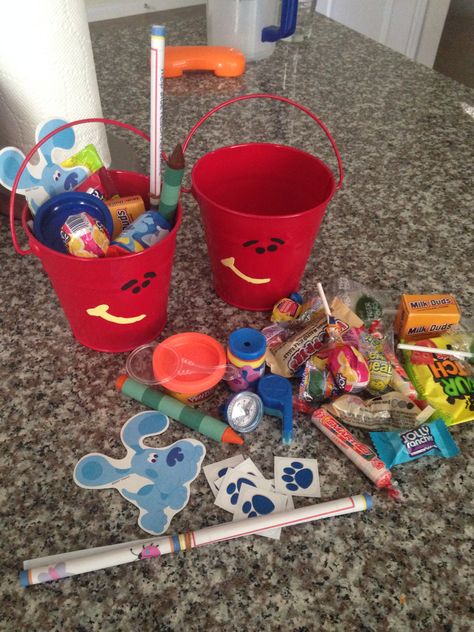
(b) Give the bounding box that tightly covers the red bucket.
[184,94,344,311]
[9,119,181,353]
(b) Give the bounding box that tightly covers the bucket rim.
[190,142,337,220]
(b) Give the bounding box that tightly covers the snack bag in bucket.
[186,94,344,311]
[9,120,181,353]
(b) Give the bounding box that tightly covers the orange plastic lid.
[152,332,226,394]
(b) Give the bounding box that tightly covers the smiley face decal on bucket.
[220,238,285,285]
[86,272,157,324]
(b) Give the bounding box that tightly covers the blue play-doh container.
[33,191,114,254]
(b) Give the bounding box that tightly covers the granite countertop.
[1,6,473,631]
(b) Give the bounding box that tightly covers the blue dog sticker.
[74,411,206,535]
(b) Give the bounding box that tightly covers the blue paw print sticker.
[217,466,231,479]
[282,461,313,492]
[242,494,276,518]
[226,477,257,505]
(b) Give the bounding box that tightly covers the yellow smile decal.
[220,257,271,285]
[86,304,146,324]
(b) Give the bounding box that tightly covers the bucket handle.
[9,118,150,256]
[181,93,344,192]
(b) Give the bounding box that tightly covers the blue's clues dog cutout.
[74,411,206,535]
[0,118,89,214]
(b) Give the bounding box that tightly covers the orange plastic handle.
[164,46,246,78]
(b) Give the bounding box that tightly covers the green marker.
[158,143,185,224]
[116,375,244,445]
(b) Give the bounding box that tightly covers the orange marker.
[117,375,244,445]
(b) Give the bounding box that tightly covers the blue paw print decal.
[226,477,257,505]
[282,461,313,492]
[242,494,276,518]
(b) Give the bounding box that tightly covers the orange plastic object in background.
[164,46,245,78]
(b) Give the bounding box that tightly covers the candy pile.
[259,281,472,499]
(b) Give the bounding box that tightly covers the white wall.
[316,0,451,67]
[86,0,203,22]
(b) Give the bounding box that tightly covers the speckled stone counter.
[1,6,473,631]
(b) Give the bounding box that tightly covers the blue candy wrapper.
[370,419,460,468]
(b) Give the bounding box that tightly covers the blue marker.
[257,374,293,444]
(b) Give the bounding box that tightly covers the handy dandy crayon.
[311,408,402,500]
[117,375,244,445]
[158,143,185,224]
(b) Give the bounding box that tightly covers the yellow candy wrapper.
[61,144,103,173]
[403,336,474,426]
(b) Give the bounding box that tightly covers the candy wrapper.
[107,210,170,256]
[311,408,402,500]
[61,212,109,258]
[75,168,119,203]
[105,194,146,239]
[384,343,419,402]
[297,295,324,325]
[266,298,364,378]
[326,344,369,394]
[402,336,474,426]
[271,295,303,323]
[328,277,393,335]
[262,323,292,350]
[299,356,338,404]
[370,418,460,468]
[357,332,393,395]
[61,144,104,173]
[326,392,433,431]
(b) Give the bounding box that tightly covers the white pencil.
[397,343,473,360]
[150,25,166,207]
[20,493,372,586]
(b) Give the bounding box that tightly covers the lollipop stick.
[317,282,340,342]
[317,281,332,320]
[397,343,473,360]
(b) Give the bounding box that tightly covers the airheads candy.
[403,336,474,426]
[394,293,460,341]
[370,418,460,468]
